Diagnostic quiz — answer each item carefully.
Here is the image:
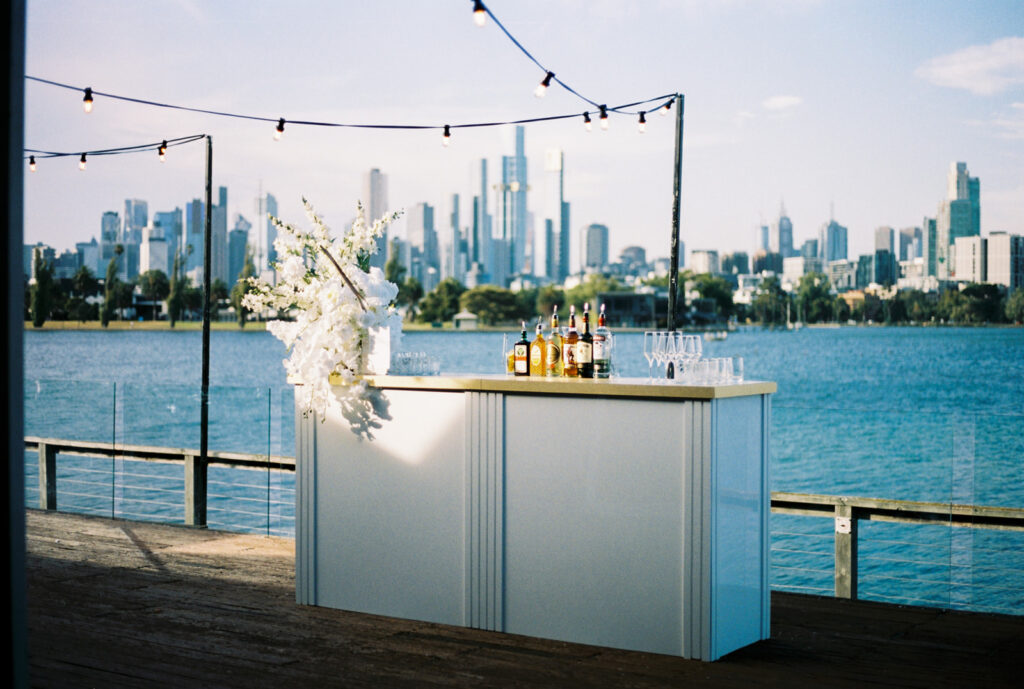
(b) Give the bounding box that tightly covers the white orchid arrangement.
[242,198,402,438]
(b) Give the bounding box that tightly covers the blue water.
[23,326,1024,613]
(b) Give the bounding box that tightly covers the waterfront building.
[856,254,875,288]
[542,149,570,282]
[818,218,848,262]
[75,238,100,277]
[874,249,898,286]
[875,226,895,254]
[53,250,80,280]
[922,216,938,277]
[827,259,857,292]
[255,191,278,272]
[100,210,120,270]
[185,198,205,276]
[154,208,183,275]
[899,226,921,261]
[497,126,529,277]
[211,186,229,285]
[690,249,719,275]
[722,251,749,275]
[752,250,783,275]
[25,243,54,280]
[228,217,249,286]
[758,224,770,252]
[986,232,1024,291]
[936,162,980,279]
[953,236,987,283]
[800,239,818,259]
[583,223,610,270]
[782,256,823,288]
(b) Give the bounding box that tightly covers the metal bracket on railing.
[835,516,852,534]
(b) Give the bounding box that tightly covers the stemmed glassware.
[643,331,656,381]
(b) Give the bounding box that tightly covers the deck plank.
[25,509,1024,688]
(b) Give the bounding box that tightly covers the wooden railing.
[771,491,1024,599]
[25,436,294,527]
[24,437,1024,604]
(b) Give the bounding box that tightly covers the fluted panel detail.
[465,391,504,631]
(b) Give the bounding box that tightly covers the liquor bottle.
[562,305,579,377]
[529,320,546,376]
[593,303,612,379]
[577,302,594,378]
[514,322,530,376]
[545,305,563,377]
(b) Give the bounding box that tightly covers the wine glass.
[643,331,656,381]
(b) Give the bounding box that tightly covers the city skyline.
[22,1,1024,266]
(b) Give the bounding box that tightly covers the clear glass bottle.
[577,302,594,378]
[594,303,612,379]
[562,305,579,377]
[546,305,563,377]
[529,319,546,376]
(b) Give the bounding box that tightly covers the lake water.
[23,325,1024,614]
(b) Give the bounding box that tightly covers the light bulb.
[638,111,647,134]
[442,124,451,147]
[535,71,554,98]
[29,156,37,172]
[661,100,672,116]
[274,118,285,141]
[583,112,592,132]
[79,153,87,171]
[473,0,486,27]
[83,87,93,114]
[158,140,167,162]
[599,105,609,130]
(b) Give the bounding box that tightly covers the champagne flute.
[643,331,656,381]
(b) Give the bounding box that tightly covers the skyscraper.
[123,199,148,243]
[211,186,229,284]
[936,161,980,279]
[363,168,389,269]
[154,208,183,275]
[185,198,204,276]
[818,218,848,262]
[543,149,570,282]
[771,203,794,258]
[407,202,438,291]
[497,126,529,277]
[228,214,250,286]
[583,223,609,270]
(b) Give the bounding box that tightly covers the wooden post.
[834,503,858,599]
[38,442,57,510]
[184,453,207,527]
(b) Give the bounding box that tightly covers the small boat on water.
[704,330,728,341]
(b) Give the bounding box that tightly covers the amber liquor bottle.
[577,302,594,378]
[562,305,579,377]
[546,306,563,377]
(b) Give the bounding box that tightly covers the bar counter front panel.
[296,376,774,661]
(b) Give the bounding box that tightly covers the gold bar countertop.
[335,373,776,400]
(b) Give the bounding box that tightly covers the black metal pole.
[668,93,684,333]
[666,94,684,378]
[198,134,212,526]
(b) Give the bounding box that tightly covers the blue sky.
[23,0,1024,269]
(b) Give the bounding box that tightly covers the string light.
[82,87,93,113]
[661,100,672,116]
[158,140,168,161]
[79,153,87,170]
[29,155,36,172]
[442,124,451,147]
[638,111,647,133]
[274,118,285,140]
[535,71,554,98]
[25,134,207,171]
[473,0,486,27]
[599,105,609,130]
[582,111,592,131]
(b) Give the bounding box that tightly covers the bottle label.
[530,343,542,367]
[563,341,576,368]
[514,344,528,373]
[593,335,606,361]
[546,342,561,371]
[577,341,592,364]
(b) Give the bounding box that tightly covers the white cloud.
[761,95,802,111]
[915,37,1024,95]
[733,109,756,126]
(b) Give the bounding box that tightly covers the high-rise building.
[771,204,794,257]
[759,224,771,252]
[444,194,466,284]
[986,233,1024,291]
[922,216,938,277]
[800,239,819,259]
[875,226,894,253]
[140,228,168,278]
[471,159,493,285]
[619,246,648,274]
[818,219,848,262]
[185,199,205,277]
[123,199,148,243]
[721,251,749,275]
[583,223,609,270]
[752,250,783,274]
[100,211,120,262]
[228,214,251,285]
[497,126,529,277]
[898,227,921,261]
[362,169,389,269]
[690,249,720,275]
[154,208,183,275]
[953,236,987,283]
[211,186,229,284]
[936,162,980,279]
[76,238,100,276]
[542,149,570,282]
[407,202,439,292]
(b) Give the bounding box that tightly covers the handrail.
[24,437,1024,606]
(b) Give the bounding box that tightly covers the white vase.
[360,326,391,375]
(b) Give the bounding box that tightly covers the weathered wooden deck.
[26,509,1024,688]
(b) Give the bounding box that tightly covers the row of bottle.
[512,302,612,379]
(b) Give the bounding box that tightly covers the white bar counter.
[295,374,775,661]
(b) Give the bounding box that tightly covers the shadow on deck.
[25,509,1024,688]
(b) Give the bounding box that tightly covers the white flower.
[245,199,403,438]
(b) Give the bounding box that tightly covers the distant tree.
[459,285,520,325]
[167,247,190,327]
[514,287,539,322]
[935,287,968,323]
[101,244,124,327]
[895,289,934,323]
[535,285,565,320]
[209,278,230,320]
[417,278,467,323]
[384,240,407,287]
[30,251,54,328]
[792,273,833,323]
[693,273,735,320]
[565,274,630,314]
[752,276,786,325]
[71,265,100,299]
[1006,288,1024,324]
[183,284,203,317]
[230,248,258,327]
[136,270,170,319]
[959,283,1004,323]
[398,276,424,312]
